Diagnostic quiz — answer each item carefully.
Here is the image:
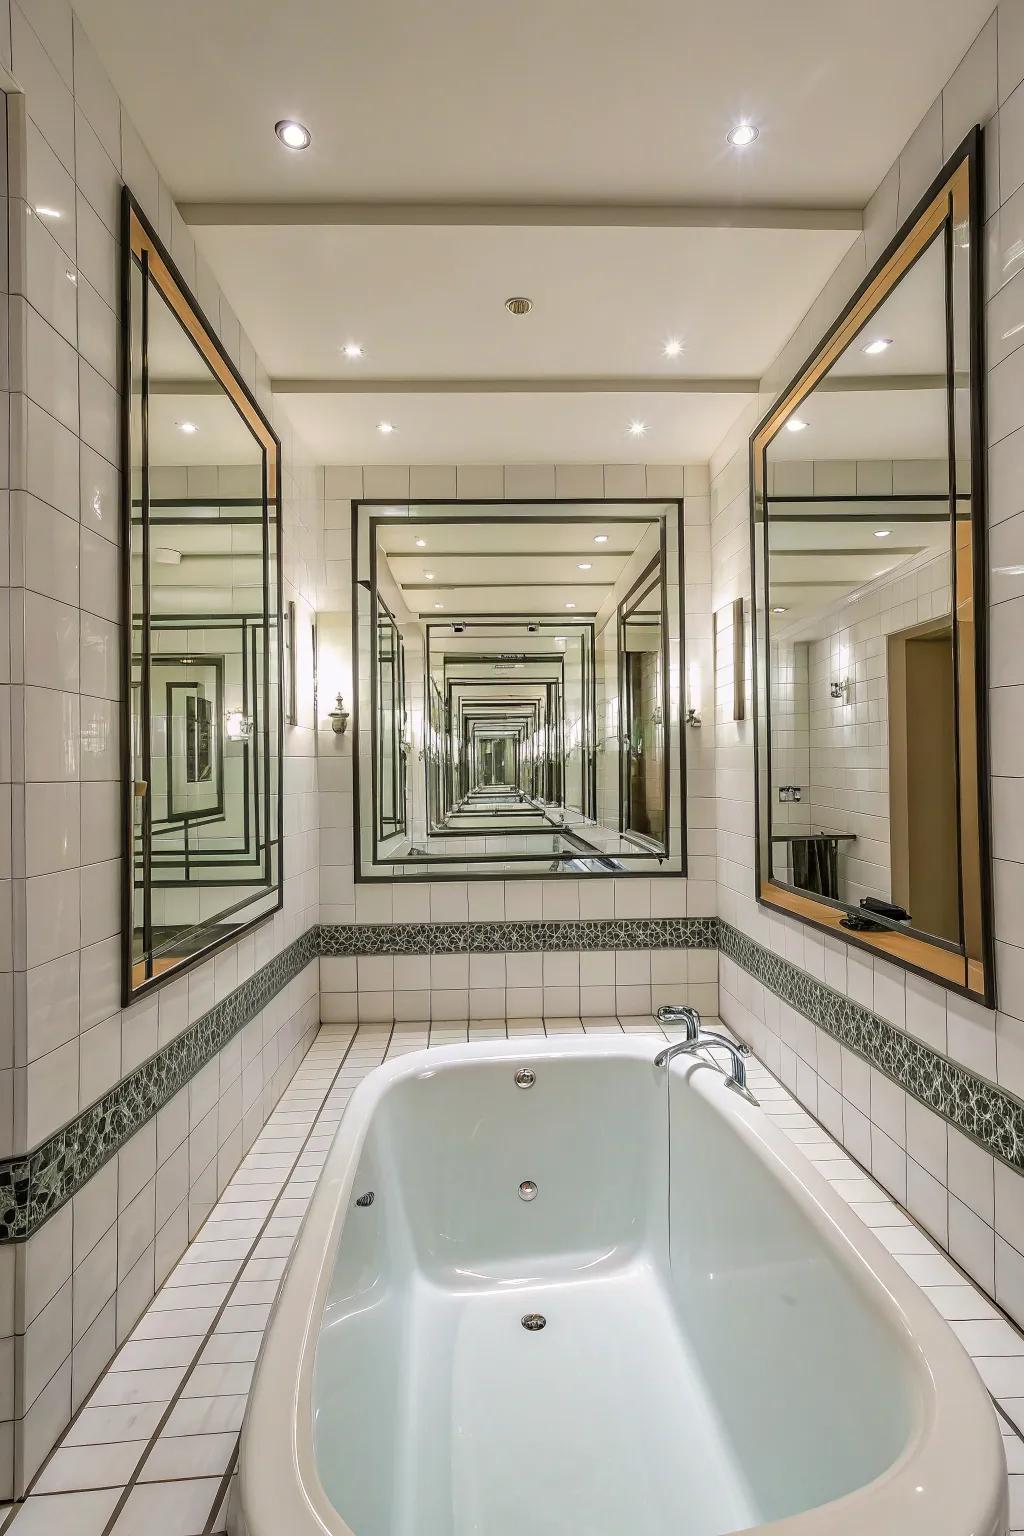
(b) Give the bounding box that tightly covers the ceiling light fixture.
[275,119,311,150]
[177,420,199,434]
[577,562,592,570]
[727,122,759,147]
[663,338,683,358]
[377,420,395,434]
[785,417,808,433]
[628,420,648,437]
[342,343,363,359]
[862,337,893,355]
[505,296,533,316]
[874,529,891,538]
[594,535,608,544]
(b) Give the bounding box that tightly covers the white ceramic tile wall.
[710,1,1024,1331]
[315,463,718,1025]
[0,0,325,1497]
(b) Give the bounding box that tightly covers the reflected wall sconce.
[830,678,851,701]
[225,711,253,741]
[328,694,350,734]
[686,660,702,728]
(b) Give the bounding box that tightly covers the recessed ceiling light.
[594,535,608,544]
[577,562,592,570]
[424,571,435,580]
[505,296,533,316]
[772,606,787,614]
[414,537,426,547]
[874,529,892,538]
[785,417,808,433]
[342,343,363,359]
[34,205,61,219]
[565,602,576,609]
[663,339,683,358]
[377,421,395,434]
[727,122,759,147]
[628,420,648,437]
[177,420,199,434]
[862,337,893,355]
[275,119,311,150]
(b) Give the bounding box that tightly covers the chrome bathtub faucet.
[655,1004,701,1041]
[654,1028,759,1106]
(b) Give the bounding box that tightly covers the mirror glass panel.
[124,196,282,1001]
[348,502,686,879]
[751,137,991,1001]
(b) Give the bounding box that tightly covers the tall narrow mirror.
[750,130,992,1002]
[122,191,283,1002]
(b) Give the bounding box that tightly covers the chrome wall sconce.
[830,678,851,701]
[328,694,350,734]
[686,707,702,728]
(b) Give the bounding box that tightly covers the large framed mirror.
[750,129,992,1003]
[121,190,283,1003]
[348,500,686,880]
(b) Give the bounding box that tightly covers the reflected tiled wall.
[315,463,718,1025]
[0,0,324,1496]
[710,6,1024,1331]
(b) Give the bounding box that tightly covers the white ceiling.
[76,0,993,464]
[74,0,989,205]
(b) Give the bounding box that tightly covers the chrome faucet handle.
[654,1028,759,1106]
[655,1004,700,1040]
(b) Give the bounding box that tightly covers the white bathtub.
[230,1036,1007,1536]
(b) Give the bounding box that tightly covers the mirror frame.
[748,128,994,1005]
[119,189,284,1005]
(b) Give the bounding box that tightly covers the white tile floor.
[1,1015,1022,1535]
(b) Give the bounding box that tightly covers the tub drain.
[521,1313,546,1331]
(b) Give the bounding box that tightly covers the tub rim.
[232,1035,1008,1536]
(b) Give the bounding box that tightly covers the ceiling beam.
[271,375,758,394]
[180,200,862,232]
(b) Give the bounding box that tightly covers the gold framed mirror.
[749,128,993,1004]
[121,190,284,1003]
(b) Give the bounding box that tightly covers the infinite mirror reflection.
[763,232,966,947]
[125,199,281,1000]
[350,503,685,879]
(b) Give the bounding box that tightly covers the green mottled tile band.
[2,915,1021,1243]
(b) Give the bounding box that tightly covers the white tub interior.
[312,1054,919,1536]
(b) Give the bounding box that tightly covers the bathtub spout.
[655,1004,700,1040]
[654,1031,759,1106]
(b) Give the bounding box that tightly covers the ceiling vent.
[505,296,533,316]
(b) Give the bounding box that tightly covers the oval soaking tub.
[230,1036,1007,1536]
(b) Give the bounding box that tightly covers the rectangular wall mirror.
[121,190,283,1002]
[750,130,993,1003]
[349,500,686,880]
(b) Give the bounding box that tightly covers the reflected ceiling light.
[577,562,592,570]
[862,337,893,355]
[341,343,363,359]
[275,119,311,150]
[785,417,808,433]
[424,571,435,579]
[434,602,444,609]
[663,338,683,357]
[874,529,891,538]
[727,122,759,147]
[594,534,608,543]
[628,420,648,437]
[565,601,576,609]
[65,268,77,285]
[176,420,199,434]
[34,205,61,219]
[414,537,426,547]
[772,606,787,613]
[377,420,395,434]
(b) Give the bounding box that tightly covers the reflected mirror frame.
[119,189,284,1005]
[351,499,688,882]
[748,127,993,1005]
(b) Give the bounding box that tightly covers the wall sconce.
[830,678,851,701]
[686,660,702,728]
[225,711,253,741]
[328,693,350,734]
